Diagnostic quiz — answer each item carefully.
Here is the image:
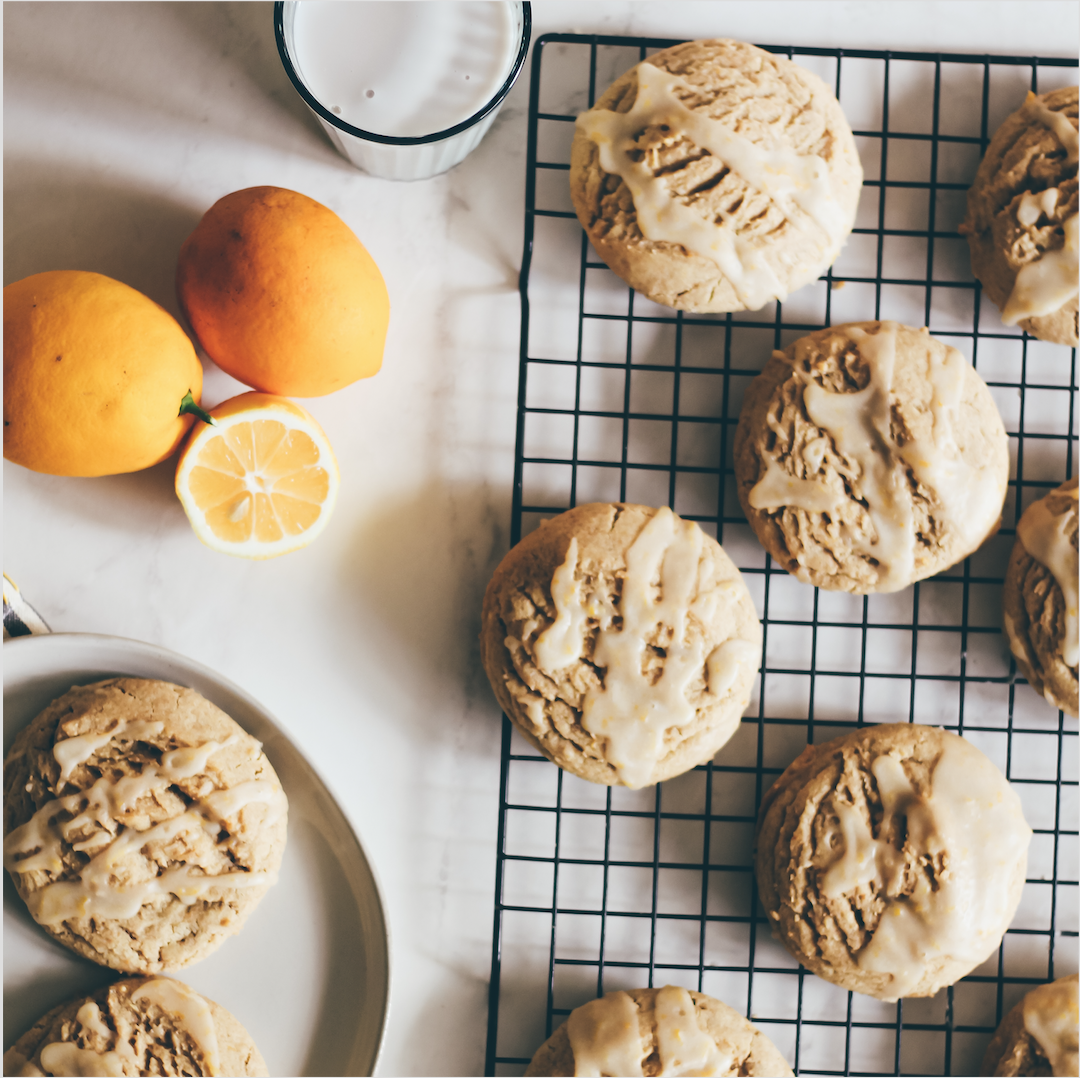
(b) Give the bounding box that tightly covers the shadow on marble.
[163,0,339,158]
[4,867,115,1051]
[4,0,344,169]
[341,479,512,714]
[3,456,186,540]
[3,163,201,319]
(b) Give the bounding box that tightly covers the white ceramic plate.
[3,632,390,1077]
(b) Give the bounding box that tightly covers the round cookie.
[480,503,761,788]
[2,976,268,1076]
[569,39,862,313]
[1003,478,1079,716]
[525,985,793,1077]
[962,87,1078,347]
[3,678,288,973]
[981,974,1079,1077]
[755,724,1031,1000]
[733,320,1009,593]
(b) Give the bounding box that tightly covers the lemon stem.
[179,391,216,426]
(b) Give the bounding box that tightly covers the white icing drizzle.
[1022,977,1080,1078]
[53,720,165,790]
[569,992,645,1077]
[1023,92,1080,167]
[38,1042,126,1077]
[569,987,732,1077]
[1016,187,1059,228]
[745,454,845,515]
[534,538,592,673]
[1002,93,1079,324]
[31,978,221,1077]
[530,507,757,788]
[820,735,1032,1000]
[75,1002,114,1044]
[705,638,759,701]
[1003,214,1079,324]
[1003,610,1035,668]
[749,323,1006,592]
[3,725,286,926]
[1017,483,1079,667]
[128,979,221,1076]
[576,61,848,309]
[653,985,731,1076]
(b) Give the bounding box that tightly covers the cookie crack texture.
[524,985,794,1077]
[482,503,762,788]
[756,724,1031,1000]
[3,678,287,973]
[569,39,861,313]
[3,977,269,1077]
[734,321,1008,593]
[1002,477,1079,716]
[963,86,1079,346]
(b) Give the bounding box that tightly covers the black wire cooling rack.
[486,34,1078,1077]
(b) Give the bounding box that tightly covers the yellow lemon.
[4,271,204,476]
[176,186,389,397]
[175,392,340,559]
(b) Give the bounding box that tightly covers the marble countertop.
[4,3,1076,1075]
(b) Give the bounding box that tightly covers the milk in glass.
[291,2,519,138]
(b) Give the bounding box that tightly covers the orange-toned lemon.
[4,271,204,476]
[175,392,340,559]
[176,186,389,397]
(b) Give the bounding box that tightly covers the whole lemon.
[176,186,389,397]
[4,271,205,477]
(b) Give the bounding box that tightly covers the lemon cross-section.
[175,392,340,559]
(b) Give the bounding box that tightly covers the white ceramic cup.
[275,1,531,181]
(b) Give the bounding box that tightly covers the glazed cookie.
[981,974,1079,1077]
[2,976,268,1076]
[569,39,861,313]
[963,87,1078,347]
[3,678,288,973]
[733,320,1009,593]
[525,985,793,1077]
[755,724,1032,1001]
[1003,478,1079,716]
[480,504,761,788]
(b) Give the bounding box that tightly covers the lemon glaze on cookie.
[481,503,762,788]
[816,734,1031,999]
[569,40,862,314]
[1001,94,1079,326]
[576,60,850,310]
[527,507,759,789]
[747,322,1007,593]
[569,987,731,1077]
[3,679,288,973]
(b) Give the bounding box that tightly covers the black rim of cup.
[273,1,533,147]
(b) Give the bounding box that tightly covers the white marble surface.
[3,3,1076,1075]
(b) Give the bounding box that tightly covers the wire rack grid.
[486,34,1078,1077]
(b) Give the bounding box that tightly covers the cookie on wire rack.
[755,723,1032,1001]
[569,38,862,313]
[1003,477,1079,716]
[480,503,761,789]
[980,974,1078,1077]
[962,86,1079,347]
[525,985,793,1077]
[733,320,1009,593]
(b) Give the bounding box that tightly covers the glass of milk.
[275,1,531,181]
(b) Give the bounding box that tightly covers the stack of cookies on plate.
[482,38,1077,1076]
[3,678,288,1077]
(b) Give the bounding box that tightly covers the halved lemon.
[175,392,340,559]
